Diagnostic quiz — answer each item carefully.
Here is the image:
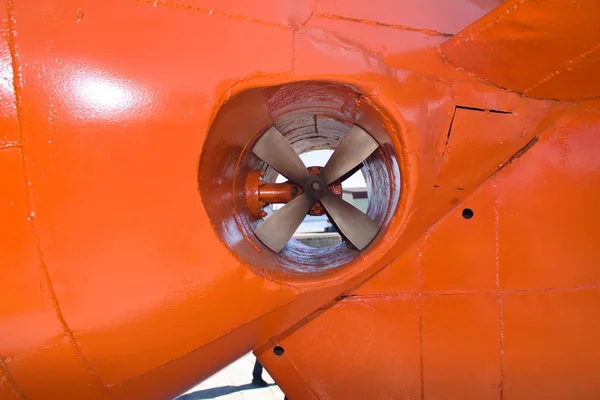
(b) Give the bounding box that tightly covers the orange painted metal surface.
[442,0,600,101]
[0,0,598,399]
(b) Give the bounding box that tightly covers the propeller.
[252,125,380,253]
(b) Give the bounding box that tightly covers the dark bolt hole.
[291,186,299,196]
[273,346,285,356]
[462,208,474,219]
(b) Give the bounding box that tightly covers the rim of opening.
[198,81,402,277]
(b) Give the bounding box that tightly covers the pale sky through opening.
[275,149,367,188]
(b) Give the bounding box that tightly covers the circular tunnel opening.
[198,81,401,276]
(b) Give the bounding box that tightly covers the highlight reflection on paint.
[79,78,130,111]
[70,68,149,120]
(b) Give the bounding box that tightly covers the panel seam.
[4,2,117,398]
[129,0,292,30]
[493,175,505,399]
[523,42,600,94]
[0,356,27,399]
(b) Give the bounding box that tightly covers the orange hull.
[1,0,599,399]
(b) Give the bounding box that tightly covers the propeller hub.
[304,176,327,200]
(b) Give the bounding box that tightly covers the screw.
[312,182,321,190]
[260,211,267,218]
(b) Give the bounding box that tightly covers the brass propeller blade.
[252,127,311,186]
[254,193,314,253]
[320,125,379,185]
[320,193,379,251]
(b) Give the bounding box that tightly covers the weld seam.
[291,31,296,72]
[5,1,116,398]
[276,347,320,399]
[417,239,426,400]
[0,142,21,150]
[130,0,291,30]
[450,0,528,47]
[493,175,505,399]
[347,283,600,299]
[0,357,27,399]
[523,43,600,94]
[315,13,453,37]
